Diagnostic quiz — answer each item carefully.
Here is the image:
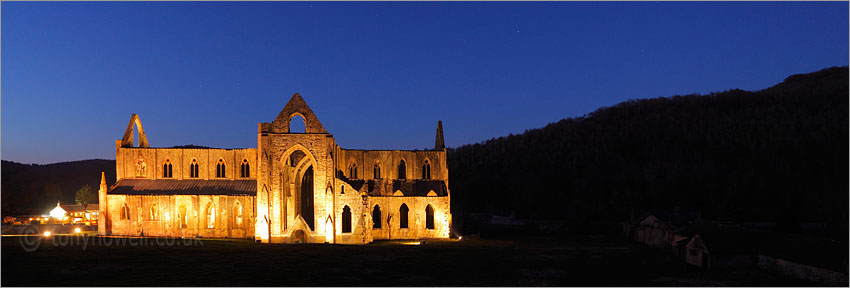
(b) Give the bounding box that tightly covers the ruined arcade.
[98,94,452,244]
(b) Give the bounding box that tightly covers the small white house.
[49,202,67,220]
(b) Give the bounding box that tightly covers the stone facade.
[99,94,451,244]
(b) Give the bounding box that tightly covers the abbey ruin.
[97,94,451,244]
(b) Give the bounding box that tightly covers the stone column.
[97,172,109,235]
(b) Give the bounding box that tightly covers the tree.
[75,185,96,205]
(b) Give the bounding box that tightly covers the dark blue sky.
[3,2,847,164]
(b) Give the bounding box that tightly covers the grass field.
[1,234,812,286]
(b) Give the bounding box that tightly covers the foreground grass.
[1,234,810,286]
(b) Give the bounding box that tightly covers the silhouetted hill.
[1,159,116,216]
[448,67,848,226]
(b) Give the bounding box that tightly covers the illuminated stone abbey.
[98,94,452,244]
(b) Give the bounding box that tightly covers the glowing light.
[256,212,270,243]
[49,205,67,219]
[324,218,333,243]
[43,231,51,237]
[459,236,463,240]
[401,241,421,246]
[74,227,82,233]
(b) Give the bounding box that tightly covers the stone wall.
[332,182,373,244]
[339,149,447,182]
[256,132,336,243]
[116,147,257,181]
[107,194,255,239]
[368,195,451,240]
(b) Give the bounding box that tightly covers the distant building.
[673,221,752,269]
[99,94,452,244]
[671,219,847,286]
[3,215,49,225]
[48,201,99,225]
[3,216,18,224]
[627,210,699,248]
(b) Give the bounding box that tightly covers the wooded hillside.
[448,67,848,225]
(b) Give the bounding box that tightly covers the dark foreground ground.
[2,233,814,286]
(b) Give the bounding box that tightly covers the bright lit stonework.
[98,93,452,244]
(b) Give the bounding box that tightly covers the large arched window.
[373,164,381,179]
[399,203,409,229]
[240,159,250,178]
[372,205,382,228]
[163,159,173,178]
[349,163,358,179]
[121,203,130,220]
[342,205,352,233]
[178,204,187,228]
[422,159,431,180]
[425,204,435,229]
[234,201,243,227]
[216,159,226,178]
[398,160,407,180]
[190,159,199,178]
[206,202,215,229]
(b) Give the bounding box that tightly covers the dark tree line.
[1,159,116,216]
[448,67,848,226]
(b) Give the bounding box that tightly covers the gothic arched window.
[349,163,358,179]
[425,204,435,229]
[149,204,158,221]
[398,160,406,180]
[163,159,173,178]
[342,206,352,233]
[234,201,243,227]
[240,159,250,178]
[422,159,431,180]
[374,164,381,179]
[206,202,216,229]
[136,156,147,177]
[399,203,409,229]
[121,203,130,220]
[178,204,187,228]
[216,159,226,178]
[190,159,199,178]
[372,205,382,228]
